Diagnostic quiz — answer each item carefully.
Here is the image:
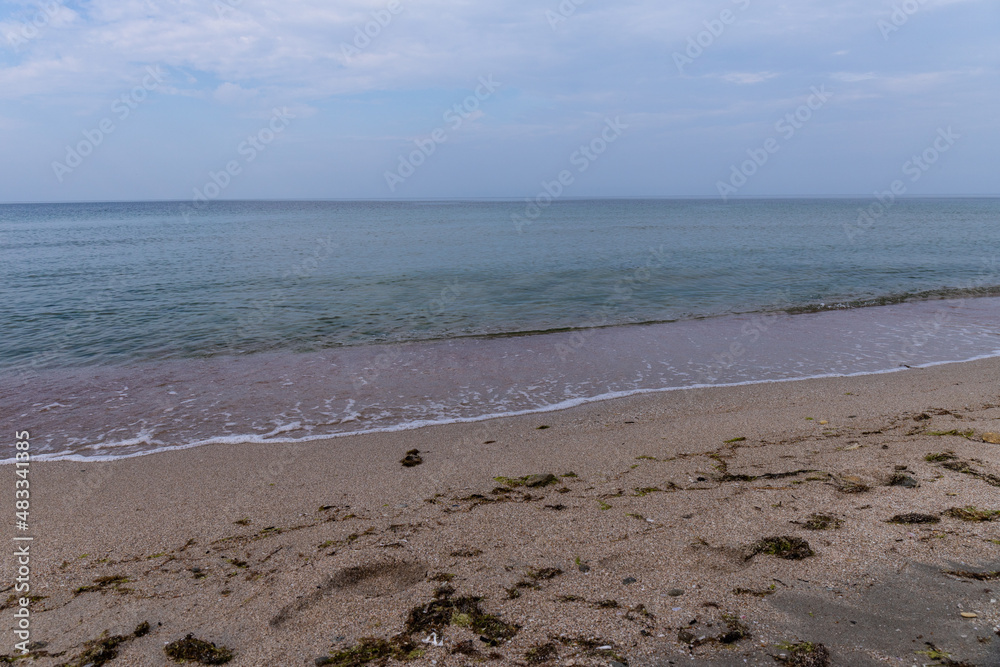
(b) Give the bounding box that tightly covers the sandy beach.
[6,357,1000,666]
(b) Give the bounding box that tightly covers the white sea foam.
[7,349,998,465]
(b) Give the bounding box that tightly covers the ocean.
[2,198,998,461]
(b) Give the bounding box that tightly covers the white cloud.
[213,81,258,104]
[831,72,877,82]
[0,0,993,115]
[719,71,779,85]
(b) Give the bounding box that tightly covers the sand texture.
[5,358,1000,666]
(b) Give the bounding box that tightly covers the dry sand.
[5,357,1000,666]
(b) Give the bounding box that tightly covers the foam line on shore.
[10,349,1000,465]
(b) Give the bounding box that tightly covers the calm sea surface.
[2,199,998,460]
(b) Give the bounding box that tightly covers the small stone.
[983,433,1000,444]
[622,577,637,585]
[819,420,829,425]
[611,662,627,667]
[578,564,590,573]
[667,589,685,597]
[960,612,978,618]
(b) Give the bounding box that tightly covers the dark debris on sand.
[400,449,423,467]
[774,641,831,667]
[318,586,518,665]
[56,622,151,667]
[887,513,939,525]
[746,536,814,561]
[164,634,234,664]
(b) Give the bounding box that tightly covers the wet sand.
[7,357,1000,666]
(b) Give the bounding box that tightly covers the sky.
[0,0,997,202]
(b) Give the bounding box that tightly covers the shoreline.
[16,348,1000,465]
[13,356,1000,665]
[6,294,1000,463]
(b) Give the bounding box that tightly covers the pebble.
[622,577,637,585]
[983,432,1000,444]
[668,589,685,597]
[960,612,978,618]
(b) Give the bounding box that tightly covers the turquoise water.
[1,198,998,460]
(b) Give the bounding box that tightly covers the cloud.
[719,71,779,85]
[831,72,877,82]
[213,81,258,105]
[0,0,997,200]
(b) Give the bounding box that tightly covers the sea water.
[1,198,998,460]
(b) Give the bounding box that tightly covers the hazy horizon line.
[3,194,999,206]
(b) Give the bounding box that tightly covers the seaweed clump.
[887,473,919,488]
[802,514,842,531]
[746,536,814,561]
[943,506,1000,522]
[57,622,151,667]
[163,634,234,665]
[717,615,751,644]
[315,587,517,665]
[405,587,518,646]
[493,474,557,488]
[400,449,423,467]
[943,569,1000,581]
[833,476,870,494]
[317,637,421,666]
[524,642,559,664]
[774,641,831,666]
[915,643,975,667]
[73,575,131,596]
[887,513,939,525]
